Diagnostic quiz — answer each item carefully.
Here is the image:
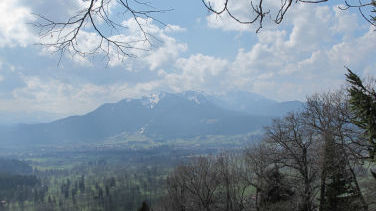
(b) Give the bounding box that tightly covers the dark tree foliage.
[0,173,43,204]
[320,144,366,211]
[0,159,33,175]
[0,174,39,190]
[346,69,376,162]
[323,167,364,211]
[138,201,151,211]
[259,167,295,209]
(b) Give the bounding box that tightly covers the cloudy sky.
[0,0,375,122]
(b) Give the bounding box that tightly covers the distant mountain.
[1,92,273,146]
[208,91,304,116]
[0,111,61,125]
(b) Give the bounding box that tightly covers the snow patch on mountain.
[142,93,165,109]
[183,91,207,104]
[187,95,201,104]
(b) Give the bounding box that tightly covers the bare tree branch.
[33,0,170,65]
[34,0,375,63]
[202,0,375,32]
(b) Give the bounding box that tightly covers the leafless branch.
[33,0,170,65]
[339,0,376,27]
[202,0,375,32]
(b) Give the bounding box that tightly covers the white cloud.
[165,25,186,33]
[285,5,334,51]
[328,27,376,67]
[0,2,375,116]
[39,16,188,68]
[163,54,228,93]
[221,6,376,100]
[144,24,188,70]
[331,5,361,36]
[4,1,187,69]
[156,4,376,101]
[146,38,187,71]
[118,18,188,70]
[1,75,163,115]
[205,0,255,32]
[205,0,286,31]
[0,0,35,47]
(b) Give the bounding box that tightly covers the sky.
[0,0,375,122]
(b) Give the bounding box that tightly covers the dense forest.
[0,159,167,210]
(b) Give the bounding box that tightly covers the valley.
[0,91,275,210]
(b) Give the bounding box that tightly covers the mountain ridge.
[0,91,303,146]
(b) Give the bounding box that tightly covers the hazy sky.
[0,0,375,117]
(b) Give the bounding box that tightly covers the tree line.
[154,70,376,211]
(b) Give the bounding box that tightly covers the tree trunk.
[348,165,368,211]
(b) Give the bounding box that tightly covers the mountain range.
[208,91,303,116]
[0,91,303,146]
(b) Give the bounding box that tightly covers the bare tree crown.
[33,0,169,64]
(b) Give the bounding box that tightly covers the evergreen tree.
[321,143,365,211]
[346,69,376,159]
[346,69,376,178]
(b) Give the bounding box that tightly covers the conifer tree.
[346,69,376,174]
